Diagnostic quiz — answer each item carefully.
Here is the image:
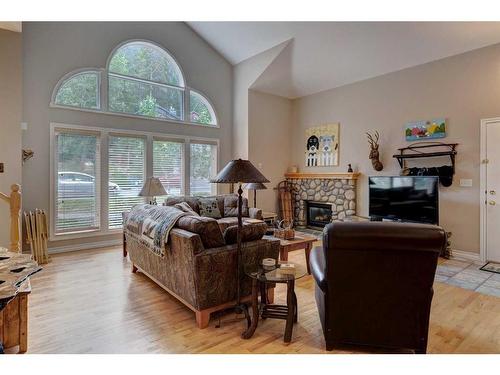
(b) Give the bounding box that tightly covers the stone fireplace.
[285,172,359,228]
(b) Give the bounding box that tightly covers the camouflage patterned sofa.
[124,195,279,329]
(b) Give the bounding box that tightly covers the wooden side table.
[274,235,317,274]
[262,212,278,226]
[242,261,307,343]
[0,281,30,354]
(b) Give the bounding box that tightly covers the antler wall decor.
[366,131,384,171]
[22,149,34,164]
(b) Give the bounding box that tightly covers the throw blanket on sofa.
[125,204,188,256]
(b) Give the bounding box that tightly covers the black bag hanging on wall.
[405,165,453,186]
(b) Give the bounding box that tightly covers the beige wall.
[0,29,22,248]
[233,41,290,160]
[22,22,233,251]
[290,43,500,254]
[248,90,292,213]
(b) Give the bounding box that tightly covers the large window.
[190,142,217,197]
[108,41,185,120]
[153,139,184,197]
[51,40,218,126]
[108,136,145,229]
[54,130,100,234]
[190,90,217,126]
[54,71,100,109]
[51,124,218,239]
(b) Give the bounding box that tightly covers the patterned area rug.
[480,262,500,275]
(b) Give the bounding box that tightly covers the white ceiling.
[188,22,500,98]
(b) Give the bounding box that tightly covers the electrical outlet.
[459,179,473,187]
[0,163,4,173]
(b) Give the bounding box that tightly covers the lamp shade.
[211,159,269,184]
[244,182,267,190]
[139,177,167,197]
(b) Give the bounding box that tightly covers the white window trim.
[189,88,219,126]
[105,39,186,88]
[50,125,103,240]
[49,122,220,242]
[49,39,220,128]
[51,68,103,110]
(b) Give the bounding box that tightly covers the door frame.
[480,117,500,263]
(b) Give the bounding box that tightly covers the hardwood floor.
[25,246,500,354]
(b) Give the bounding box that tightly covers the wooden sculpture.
[24,209,49,264]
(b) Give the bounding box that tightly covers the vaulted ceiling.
[188,22,500,98]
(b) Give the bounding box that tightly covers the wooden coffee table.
[271,234,317,274]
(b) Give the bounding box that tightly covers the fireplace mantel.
[284,172,360,180]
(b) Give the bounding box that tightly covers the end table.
[242,261,308,343]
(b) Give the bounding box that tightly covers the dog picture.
[305,124,340,167]
[306,135,319,166]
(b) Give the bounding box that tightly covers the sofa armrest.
[169,228,205,255]
[249,207,263,220]
[126,227,205,309]
[192,238,280,310]
[310,246,327,292]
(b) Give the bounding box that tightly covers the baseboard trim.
[49,239,122,254]
[451,249,482,263]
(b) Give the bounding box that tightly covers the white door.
[485,119,500,262]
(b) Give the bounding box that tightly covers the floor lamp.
[211,159,269,328]
[244,182,267,208]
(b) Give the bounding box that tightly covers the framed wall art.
[405,118,446,141]
[305,123,339,167]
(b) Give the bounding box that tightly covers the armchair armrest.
[249,207,263,220]
[310,246,327,292]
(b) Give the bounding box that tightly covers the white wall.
[22,22,233,250]
[0,29,22,248]
[290,43,500,254]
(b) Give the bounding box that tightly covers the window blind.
[55,131,100,233]
[108,135,145,229]
[190,142,217,197]
[153,140,184,201]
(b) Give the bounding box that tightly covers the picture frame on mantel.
[305,123,339,167]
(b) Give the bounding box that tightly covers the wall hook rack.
[393,142,458,174]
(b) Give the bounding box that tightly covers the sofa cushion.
[223,194,249,217]
[223,222,268,245]
[165,196,200,214]
[174,202,199,216]
[176,215,225,249]
[216,217,239,233]
[199,197,222,219]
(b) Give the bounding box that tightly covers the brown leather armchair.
[309,222,446,353]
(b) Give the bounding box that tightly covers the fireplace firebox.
[306,201,333,228]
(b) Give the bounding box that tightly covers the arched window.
[108,41,185,121]
[51,39,218,127]
[53,70,100,109]
[189,90,217,126]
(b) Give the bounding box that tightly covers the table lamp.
[244,182,267,208]
[211,159,269,330]
[139,177,167,205]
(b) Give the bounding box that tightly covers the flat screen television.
[369,176,439,225]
